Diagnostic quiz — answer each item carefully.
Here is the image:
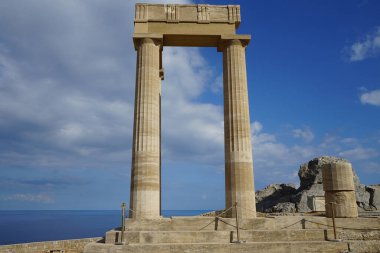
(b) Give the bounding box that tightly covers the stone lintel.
[135,3,241,28]
[217,34,251,52]
[133,33,250,49]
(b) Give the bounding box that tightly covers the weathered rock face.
[271,202,296,213]
[356,184,371,210]
[298,156,351,190]
[255,184,296,212]
[292,182,324,213]
[296,156,358,213]
[367,184,380,210]
[256,156,379,213]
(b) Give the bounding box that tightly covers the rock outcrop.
[367,184,380,210]
[255,184,296,212]
[255,156,379,213]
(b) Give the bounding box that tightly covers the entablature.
[133,4,250,48]
[135,3,241,27]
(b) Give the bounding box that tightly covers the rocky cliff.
[255,156,380,213]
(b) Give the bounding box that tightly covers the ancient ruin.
[255,156,380,214]
[322,160,358,218]
[81,4,380,252]
[2,3,379,253]
[129,3,255,219]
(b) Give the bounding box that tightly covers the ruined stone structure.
[13,4,378,253]
[129,3,256,219]
[322,161,358,218]
[255,156,380,214]
[3,4,380,253]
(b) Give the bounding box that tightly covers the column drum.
[322,161,358,218]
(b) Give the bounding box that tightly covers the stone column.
[129,36,162,219]
[322,161,358,218]
[221,37,256,218]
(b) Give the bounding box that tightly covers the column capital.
[133,33,163,50]
[217,34,251,52]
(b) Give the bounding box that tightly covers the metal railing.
[198,202,259,243]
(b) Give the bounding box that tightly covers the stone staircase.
[84,216,380,253]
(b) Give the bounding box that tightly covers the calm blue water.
[0,210,210,245]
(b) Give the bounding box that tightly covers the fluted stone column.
[129,37,162,219]
[222,38,256,218]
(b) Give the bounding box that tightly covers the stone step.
[84,241,349,253]
[123,217,275,231]
[105,229,335,244]
[122,216,380,231]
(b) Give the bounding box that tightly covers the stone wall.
[0,237,102,253]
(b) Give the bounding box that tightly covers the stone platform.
[83,216,380,253]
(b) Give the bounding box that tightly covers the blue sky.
[0,0,379,210]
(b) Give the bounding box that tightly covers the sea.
[0,210,210,245]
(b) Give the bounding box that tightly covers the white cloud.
[1,193,54,203]
[158,47,224,165]
[347,26,380,62]
[251,121,263,135]
[0,0,217,170]
[252,122,316,186]
[338,147,378,160]
[0,1,138,168]
[292,126,314,142]
[210,74,223,94]
[341,138,359,144]
[361,162,380,174]
[360,89,380,106]
[251,122,380,188]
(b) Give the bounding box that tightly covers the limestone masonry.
[322,161,358,218]
[130,3,256,219]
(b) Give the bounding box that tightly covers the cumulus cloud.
[251,123,379,188]
[210,74,223,94]
[0,0,207,172]
[292,126,314,142]
[0,0,138,170]
[251,121,263,135]
[360,89,380,106]
[251,122,316,185]
[346,26,380,62]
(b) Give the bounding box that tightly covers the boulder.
[292,183,324,212]
[255,183,296,212]
[367,184,380,210]
[356,184,371,210]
